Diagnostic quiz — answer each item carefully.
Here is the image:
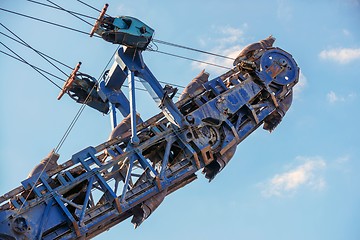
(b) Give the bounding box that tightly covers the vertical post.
[110,103,117,130]
[120,156,135,203]
[160,137,174,179]
[128,69,140,145]
[79,176,94,225]
[117,47,185,128]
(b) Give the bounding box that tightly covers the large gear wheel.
[260,48,299,85]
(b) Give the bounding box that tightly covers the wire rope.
[0,23,70,77]
[148,49,232,70]
[73,1,233,64]
[0,31,73,70]
[0,41,63,89]
[25,0,98,20]
[76,0,111,17]
[0,49,65,82]
[45,0,93,26]
[15,46,121,215]
[3,2,235,217]
[0,7,232,71]
[152,39,235,60]
[0,7,98,37]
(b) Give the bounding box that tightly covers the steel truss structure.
[0,11,299,240]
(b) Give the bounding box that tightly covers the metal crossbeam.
[0,47,299,239]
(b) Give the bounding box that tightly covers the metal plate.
[260,48,298,85]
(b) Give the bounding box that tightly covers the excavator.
[0,5,299,240]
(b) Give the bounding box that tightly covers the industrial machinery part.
[90,4,154,50]
[0,9,299,239]
[57,62,109,114]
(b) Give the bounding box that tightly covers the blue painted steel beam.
[128,69,140,145]
[0,47,299,240]
[117,47,185,127]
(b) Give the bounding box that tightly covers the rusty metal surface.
[0,46,299,239]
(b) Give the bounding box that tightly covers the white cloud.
[327,91,344,103]
[333,155,351,174]
[335,155,350,165]
[191,45,243,74]
[116,4,134,15]
[319,48,360,64]
[260,156,326,197]
[277,0,293,21]
[218,26,245,44]
[293,71,307,98]
[342,29,351,37]
[192,25,247,74]
[327,91,356,103]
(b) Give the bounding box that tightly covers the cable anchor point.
[57,62,82,100]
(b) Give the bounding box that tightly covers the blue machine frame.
[0,13,299,239]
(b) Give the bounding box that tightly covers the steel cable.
[1,2,232,217]
[0,50,65,82]
[152,39,235,60]
[0,7,98,37]
[0,31,74,70]
[25,0,98,20]
[148,49,232,70]
[15,46,121,215]
[0,41,63,89]
[0,7,231,71]
[0,23,70,77]
[76,0,111,17]
[45,0,94,26]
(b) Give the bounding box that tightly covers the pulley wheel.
[260,48,299,85]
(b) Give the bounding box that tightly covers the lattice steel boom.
[0,11,299,240]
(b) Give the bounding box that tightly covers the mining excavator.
[0,5,299,240]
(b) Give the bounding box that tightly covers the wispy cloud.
[342,29,351,37]
[277,0,293,21]
[115,4,134,15]
[333,155,351,174]
[327,91,344,103]
[192,25,247,74]
[259,156,326,197]
[327,91,356,103]
[335,155,350,165]
[293,71,307,99]
[319,48,360,64]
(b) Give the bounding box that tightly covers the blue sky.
[1,0,359,239]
